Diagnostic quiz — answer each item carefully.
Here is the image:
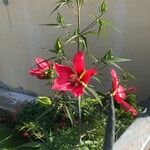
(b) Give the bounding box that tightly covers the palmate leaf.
[101,49,131,70]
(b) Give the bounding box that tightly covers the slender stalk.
[103,95,115,150]
[78,96,81,125]
[76,0,81,51]
[78,96,82,142]
[80,13,103,35]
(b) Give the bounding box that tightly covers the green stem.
[80,13,103,35]
[103,95,115,150]
[78,96,81,124]
[76,0,81,51]
[78,96,82,142]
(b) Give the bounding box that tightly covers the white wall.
[0,0,150,102]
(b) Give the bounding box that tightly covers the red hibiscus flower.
[52,52,97,97]
[29,57,51,79]
[111,69,137,116]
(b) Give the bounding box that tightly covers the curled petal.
[29,68,45,79]
[73,52,85,75]
[111,68,118,80]
[111,68,119,89]
[35,57,50,70]
[120,101,137,116]
[81,69,97,84]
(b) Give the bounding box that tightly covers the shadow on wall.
[3,0,9,6]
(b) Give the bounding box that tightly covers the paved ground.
[114,97,150,150]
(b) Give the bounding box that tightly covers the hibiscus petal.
[52,78,71,91]
[52,64,74,91]
[117,85,126,99]
[29,68,45,79]
[35,57,50,70]
[113,95,137,116]
[81,69,97,84]
[54,63,73,81]
[73,52,85,75]
[70,84,84,97]
[114,94,124,104]
[111,68,119,89]
[111,68,118,80]
[120,101,137,116]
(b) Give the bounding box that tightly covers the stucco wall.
[0,0,150,102]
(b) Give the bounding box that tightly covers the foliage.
[0,124,28,149]
[14,93,140,149]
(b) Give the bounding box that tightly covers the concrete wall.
[0,0,150,102]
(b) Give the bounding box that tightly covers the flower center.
[79,70,86,80]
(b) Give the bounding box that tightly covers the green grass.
[0,124,29,150]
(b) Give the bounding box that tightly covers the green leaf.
[97,19,103,38]
[15,142,43,149]
[84,84,103,106]
[64,105,74,126]
[102,18,120,32]
[39,23,59,26]
[122,72,136,81]
[101,49,131,69]
[82,31,96,36]
[37,96,52,106]
[50,2,65,14]
[0,135,12,145]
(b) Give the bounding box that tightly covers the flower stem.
[76,0,81,51]
[78,96,81,124]
[103,94,115,150]
[78,96,82,142]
